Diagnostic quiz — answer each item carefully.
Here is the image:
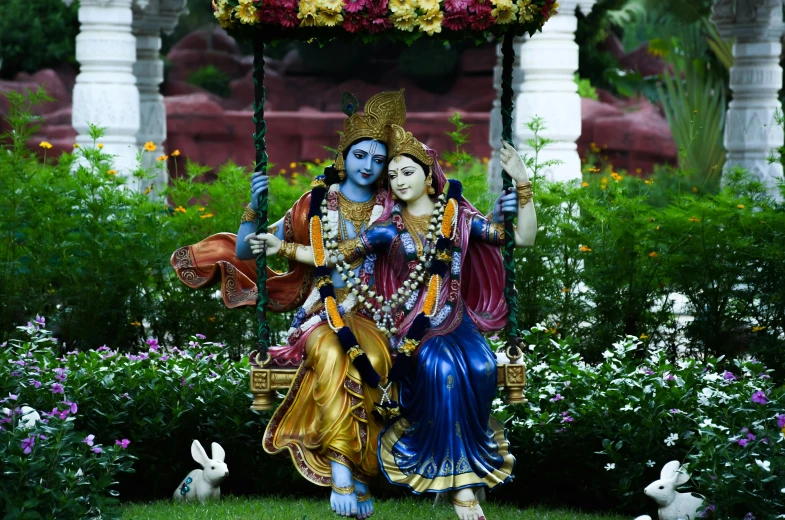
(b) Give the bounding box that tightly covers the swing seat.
[248,349,527,411]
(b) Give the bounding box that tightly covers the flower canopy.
[213,0,556,42]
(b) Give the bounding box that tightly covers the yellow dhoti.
[263,313,392,485]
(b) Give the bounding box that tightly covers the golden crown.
[388,124,434,166]
[335,90,407,172]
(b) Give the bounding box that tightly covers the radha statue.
[250,124,536,520]
[173,90,408,519]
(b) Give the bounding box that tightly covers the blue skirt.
[378,314,515,494]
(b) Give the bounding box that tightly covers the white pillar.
[711,0,785,196]
[132,0,188,193]
[72,0,141,177]
[489,1,596,186]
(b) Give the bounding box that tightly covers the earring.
[426,174,435,195]
[338,170,346,181]
[391,192,399,200]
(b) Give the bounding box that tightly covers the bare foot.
[330,461,358,517]
[354,479,374,519]
[450,488,484,520]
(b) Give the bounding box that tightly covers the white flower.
[717,392,730,404]
[646,460,656,468]
[620,404,633,412]
[605,463,616,471]
[643,385,653,394]
[664,433,679,447]
[524,419,535,428]
[702,372,722,382]
[531,362,549,373]
[602,350,614,359]
[698,418,728,432]
[755,459,771,472]
[698,395,711,407]
[543,384,557,395]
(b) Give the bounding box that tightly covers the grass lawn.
[121,496,629,520]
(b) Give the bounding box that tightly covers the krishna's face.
[343,139,387,188]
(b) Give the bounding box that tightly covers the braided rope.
[500,34,519,345]
[252,36,271,354]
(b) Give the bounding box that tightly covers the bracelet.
[356,490,371,503]
[450,497,478,510]
[241,204,258,224]
[489,221,506,242]
[277,241,299,260]
[516,181,533,207]
[331,483,355,495]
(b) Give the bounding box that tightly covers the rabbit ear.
[660,460,682,480]
[671,463,690,486]
[211,442,225,463]
[191,440,209,466]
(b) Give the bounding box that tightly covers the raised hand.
[499,140,528,184]
[244,232,281,256]
[249,171,270,211]
[492,187,518,223]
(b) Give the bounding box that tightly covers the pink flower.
[51,383,64,394]
[751,390,768,405]
[195,334,206,340]
[443,0,469,11]
[83,434,95,447]
[344,0,367,12]
[365,15,391,33]
[115,439,131,449]
[146,338,160,350]
[92,447,102,454]
[97,345,110,352]
[21,436,35,455]
[366,0,388,15]
[469,4,493,30]
[442,11,469,30]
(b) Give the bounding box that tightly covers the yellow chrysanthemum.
[391,11,418,31]
[417,8,443,35]
[213,0,233,27]
[417,0,439,11]
[516,0,536,21]
[97,143,104,149]
[144,141,156,152]
[39,141,53,149]
[316,0,343,12]
[492,0,518,23]
[316,9,344,26]
[107,169,118,176]
[157,155,168,162]
[235,2,257,24]
[171,149,181,156]
[298,0,319,27]
[389,0,415,14]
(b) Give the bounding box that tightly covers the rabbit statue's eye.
[658,486,664,489]
[211,466,215,470]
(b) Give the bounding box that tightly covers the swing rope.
[252,36,271,356]
[500,33,520,350]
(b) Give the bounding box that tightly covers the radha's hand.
[244,232,281,256]
[500,140,529,184]
[491,187,517,223]
[249,171,269,211]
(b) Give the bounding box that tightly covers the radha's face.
[388,155,427,203]
[343,139,387,188]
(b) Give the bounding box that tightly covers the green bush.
[1,323,135,519]
[0,0,79,79]
[186,65,231,98]
[491,328,785,518]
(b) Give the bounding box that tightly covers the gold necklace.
[338,191,375,233]
[401,209,432,256]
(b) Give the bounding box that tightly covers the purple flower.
[751,391,768,405]
[12,360,26,366]
[699,504,716,518]
[665,373,676,381]
[160,355,169,362]
[146,338,160,350]
[34,315,46,327]
[7,394,18,401]
[743,513,756,520]
[746,432,756,441]
[92,447,102,454]
[777,415,785,429]
[180,378,186,386]
[64,401,78,414]
[83,434,95,447]
[39,434,47,440]
[738,439,748,447]
[21,436,35,454]
[55,373,66,382]
[645,369,655,376]
[488,335,499,341]
[195,353,203,360]
[120,393,130,399]
[723,371,736,380]
[669,408,680,414]
[115,439,131,449]
[195,333,206,340]
[51,383,64,394]
[97,345,110,352]
[550,394,564,402]
[759,374,771,379]
[10,371,21,377]
[710,475,717,480]
[29,380,41,388]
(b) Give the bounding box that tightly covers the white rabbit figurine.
[173,440,229,502]
[633,460,705,520]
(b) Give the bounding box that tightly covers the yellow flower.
[492,0,518,24]
[649,251,658,258]
[208,316,216,322]
[580,245,592,253]
[482,157,489,164]
[174,206,187,213]
[388,0,414,13]
[97,143,104,149]
[656,225,661,230]
[197,207,206,212]
[314,157,321,164]
[107,169,118,176]
[692,186,698,193]
[316,9,343,26]
[171,149,181,157]
[157,155,168,162]
[418,0,439,9]
[298,0,319,25]
[289,162,297,169]
[200,213,215,219]
[144,187,153,195]
[737,204,745,209]
[516,0,536,21]
[581,182,589,187]
[688,217,700,223]
[639,333,648,339]
[644,179,654,186]
[130,320,142,327]
[611,172,622,181]
[144,141,156,152]
[600,185,607,191]
[39,141,53,149]
[391,11,418,31]
[317,0,343,11]
[561,287,570,293]
[752,325,767,332]
[235,1,257,24]
[73,143,80,149]
[418,8,443,35]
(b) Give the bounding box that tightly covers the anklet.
[356,490,371,502]
[331,483,355,495]
[451,497,478,511]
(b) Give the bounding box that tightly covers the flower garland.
[212,0,556,39]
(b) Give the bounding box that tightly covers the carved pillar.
[489,39,524,193]
[132,0,188,193]
[72,0,140,177]
[489,1,597,187]
[711,0,785,195]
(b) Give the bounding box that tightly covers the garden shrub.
[1,321,135,519]
[491,328,785,518]
[186,65,231,98]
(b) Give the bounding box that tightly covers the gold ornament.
[337,191,375,233]
[401,209,431,256]
[331,483,355,495]
[426,173,436,195]
[387,124,434,167]
[277,241,299,260]
[516,181,533,207]
[334,90,407,173]
[240,204,258,224]
[451,497,478,511]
